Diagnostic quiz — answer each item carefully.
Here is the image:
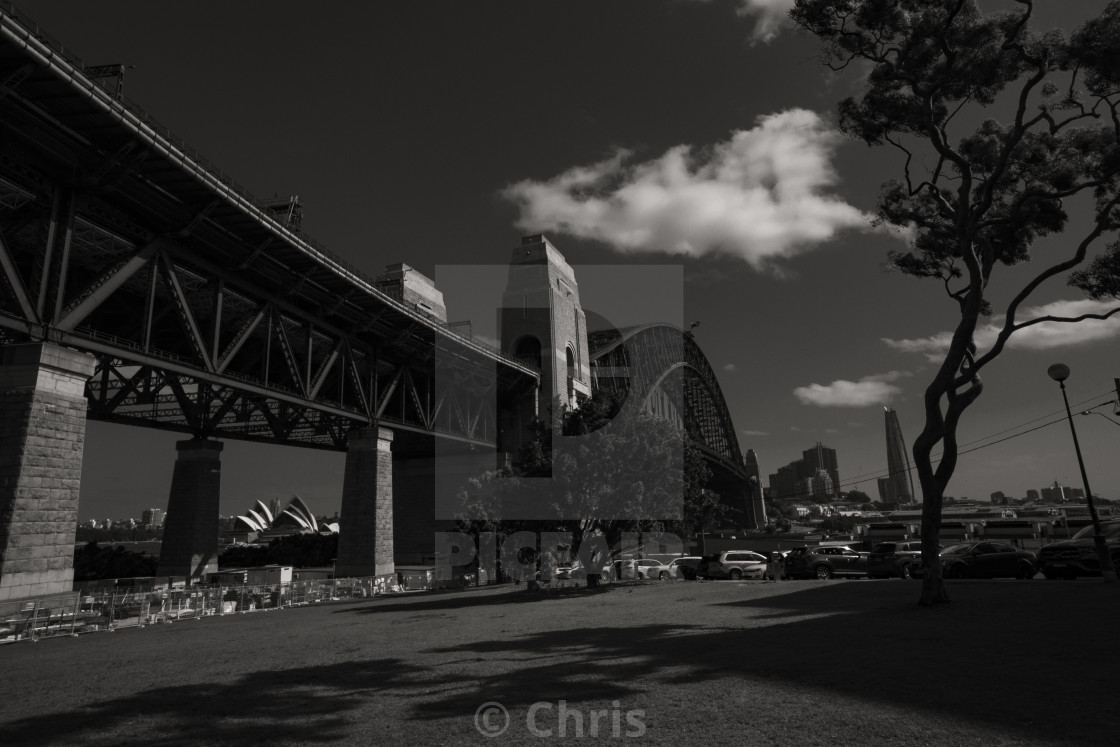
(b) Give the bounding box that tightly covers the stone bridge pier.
[0,343,95,601]
[336,426,396,579]
[157,439,224,582]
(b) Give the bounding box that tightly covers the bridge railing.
[0,576,395,645]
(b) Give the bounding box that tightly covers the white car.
[667,556,703,580]
[635,559,673,580]
[613,559,673,580]
[698,551,769,580]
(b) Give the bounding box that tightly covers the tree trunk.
[914,398,953,606]
[918,497,951,605]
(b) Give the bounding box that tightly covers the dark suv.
[867,540,925,579]
[785,545,870,579]
[1037,519,1120,579]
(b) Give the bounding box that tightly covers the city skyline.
[16,1,1119,521]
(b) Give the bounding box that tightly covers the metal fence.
[0,576,389,645]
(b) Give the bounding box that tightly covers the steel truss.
[0,9,536,452]
[589,323,750,482]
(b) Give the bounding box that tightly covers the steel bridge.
[0,5,756,599]
[589,324,762,528]
[0,5,541,597]
[0,6,537,453]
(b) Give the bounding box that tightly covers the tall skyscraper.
[802,442,839,496]
[883,408,915,503]
[766,442,841,501]
[743,449,767,524]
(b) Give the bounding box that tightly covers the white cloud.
[501,109,871,269]
[731,0,796,42]
[723,363,738,372]
[740,429,770,436]
[883,299,1120,362]
[793,371,911,408]
[690,0,795,42]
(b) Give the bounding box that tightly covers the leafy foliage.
[456,388,715,558]
[844,489,872,504]
[73,542,158,582]
[218,533,338,569]
[792,0,1120,604]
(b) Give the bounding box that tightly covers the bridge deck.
[0,6,537,450]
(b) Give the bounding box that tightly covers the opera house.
[230,496,338,543]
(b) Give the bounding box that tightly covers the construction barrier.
[0,575,395,645]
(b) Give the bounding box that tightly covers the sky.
[18,1,1120,521]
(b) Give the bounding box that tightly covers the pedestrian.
[766,552,782,583]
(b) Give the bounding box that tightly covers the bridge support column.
[336,427,394,579]
[394,450,499,566]
[157,439,223,582]
[0,343,95,601]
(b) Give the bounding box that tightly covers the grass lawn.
[0,578,1117,746]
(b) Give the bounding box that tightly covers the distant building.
[743,449,767,525]
[1026,489,1040,502]
[990,491,1007,505]
[767,442,841,501]
[804,468,835,500]
[882,408,914,503]
[1041,481,1071,503]
[232,495,338,540]
[802,443,840,496]
[141,508,163,529]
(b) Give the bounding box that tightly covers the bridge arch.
[587,323,763,529]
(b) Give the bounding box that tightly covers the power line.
[771,388,1120,501]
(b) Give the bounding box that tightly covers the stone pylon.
[0,343,95,600]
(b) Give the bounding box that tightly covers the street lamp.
[1047,363,1117,583]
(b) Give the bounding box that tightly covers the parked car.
[667,556,702,580]
[635,559,673,580]
[567,560,611,580]
[697,551,768,580]
[1037,520,1120,579]
[613,559,648,580]
[785,545,870,579]
[867,540,927,579]
[609,558,671,580]
[913,541,1038,579]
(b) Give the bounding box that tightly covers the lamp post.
[1047,363,1117,583]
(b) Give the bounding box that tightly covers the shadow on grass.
[403,581,1119,744]
[4,582,1116,744]
[0,657,421,746]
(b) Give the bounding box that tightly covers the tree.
[218,533,338,569]
[73,542,159,582]
[456,388,715,579]
[819,514,858,534]
[845,489,872,505]
[791,1,1120,604]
